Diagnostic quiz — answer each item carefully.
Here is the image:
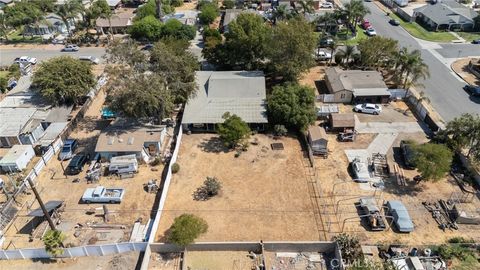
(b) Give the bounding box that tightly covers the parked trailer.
[81,186,125,203]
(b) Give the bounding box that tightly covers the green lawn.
[456,32,480,42]
[339,26,367,46]
[7,29,43,44]
[389,13,455,42]
[0,71,9,79]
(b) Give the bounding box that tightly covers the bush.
[162,19,196,40]
[167,214,208,246]
[0,77,7,93]
[151,157,161,166]
[8,64,20,78]
[448,237,475,244]
[171,162,180,173]
[171,0,183,7]
[274,124,287,136]
[193,176,222,200]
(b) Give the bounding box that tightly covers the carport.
[353,88,391,104]
[329,113,356,132]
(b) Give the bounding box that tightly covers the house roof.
[308,126,328,142]
[95,120,165,153]
[326,67,387,93]
[37,122,69,146]
[96,14,133,28]
[183,71,268,124]
[353,88,391,97]
[223,9,261,27]
[0,145,34,165]
[414,1,478,24]
[330,113,355,128]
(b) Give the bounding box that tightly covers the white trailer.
[108,154,138,174]
[0,145,35,172]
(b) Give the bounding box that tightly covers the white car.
[320,2,334,8]
[62,44,79,52]
[14,56,37,65]
[315,50,332,61]
[79,56,100,64]
[366,27,377,36]
[354,103,382,115]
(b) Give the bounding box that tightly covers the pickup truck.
[81,186,125,204]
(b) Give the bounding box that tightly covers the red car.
[361,20,371,30]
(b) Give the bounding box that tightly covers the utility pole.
[26,177,56,230]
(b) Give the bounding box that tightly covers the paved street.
[0,46,106,66]
[339,0,480,121]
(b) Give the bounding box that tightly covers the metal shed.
[0,145,35,172]
[307,126,328,156]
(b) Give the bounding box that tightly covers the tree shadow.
[316,80,330,95]
[382,176,425,197]
[197,136,230,153]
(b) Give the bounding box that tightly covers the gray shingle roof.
[414,1,478,25]
[326,67,387,93]
[183,71,268,124]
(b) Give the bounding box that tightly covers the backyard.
[156,133,322,242]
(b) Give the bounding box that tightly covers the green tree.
[223,0,235,9]
[198,3,219,25]
[217,112,251,148]
[171,0,183,7]
[0,13,9,41]
[33,56,95,105]
[358,36,398,70]
[161,19,196,40]
[167,214,208,246]
[343,0,370,32]
[207,13,270,70]
[414,143,453,181]
[267,83,316,131]
[295,0,315,15]
[4,1,43,31]
[129,15,163,41]
[0,77,8,93]
[268,18,317,81]
[31,0,56,13]
[86,0,110,29]
[335,45,356,66]
[43,230,65,257]
[136,0,173,20]
[333,233,361,264]
[272,4,292,24]
[445,113,480,160]
[56,0,83,35]
[150,41,199,103]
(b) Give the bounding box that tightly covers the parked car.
[361,19,371,30]
[58,139,78,160]
[14,56,37,65]
[472,39,480,44]
[389,19,400,26]
[62,44,79,52]
[366,27,377,36]
[354,103,382,115]
[320,2,333,8]
[350,158,371,183]
[81,186,125,204]
[386,200,414,233]
[400,140,417,169]
[66,154,88,175]
[463,84,480,97]
[315,50,332,61]
[358,197,386,231]
[319,37,334,47]
[79,56,100,64]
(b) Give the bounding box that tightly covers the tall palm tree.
[56,0,83,35]
[272,4,290,24]
[316,12,338,34]
[336,45,356,66]
[397,49,430,90]
[343,0,370,35]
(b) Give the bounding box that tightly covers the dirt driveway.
[156,134,321,242]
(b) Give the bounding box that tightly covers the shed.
[0,145,35,172]
[307,126,328,155]
[330,113,355,132]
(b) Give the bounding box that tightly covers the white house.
[0,145,35,172]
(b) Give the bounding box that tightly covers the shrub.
[204,176,221,196]
[167,214,208,246]
[274,124,287,136]
[171,162,180,173]
[151,157,161,166]
[0,77,8,93]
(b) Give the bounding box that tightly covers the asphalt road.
[343,1,480,121]
[0,46,107,66]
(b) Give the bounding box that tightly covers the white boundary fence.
[140,128,183,270]
[0,242,147,260]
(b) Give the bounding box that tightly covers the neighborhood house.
[182,71,268,132]
[325,67,391,104]
[413,1,478,31]
[95,120,166,162]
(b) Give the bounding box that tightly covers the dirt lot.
[148,253,182,270]
[315,124,480,245]
[185,251,261,270]
[451,58,480,86]
[2,90,163,249]
[0,251,139,270]
[156,134,320,242]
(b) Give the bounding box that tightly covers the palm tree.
[0,13,9,42]
[296,0,315,15]
[343,0,370,35]
[316,12,338,34]
[56,0,83,35]
[336,45,356,66]
[396,49,430,90]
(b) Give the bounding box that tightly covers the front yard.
[389,13,455,42]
